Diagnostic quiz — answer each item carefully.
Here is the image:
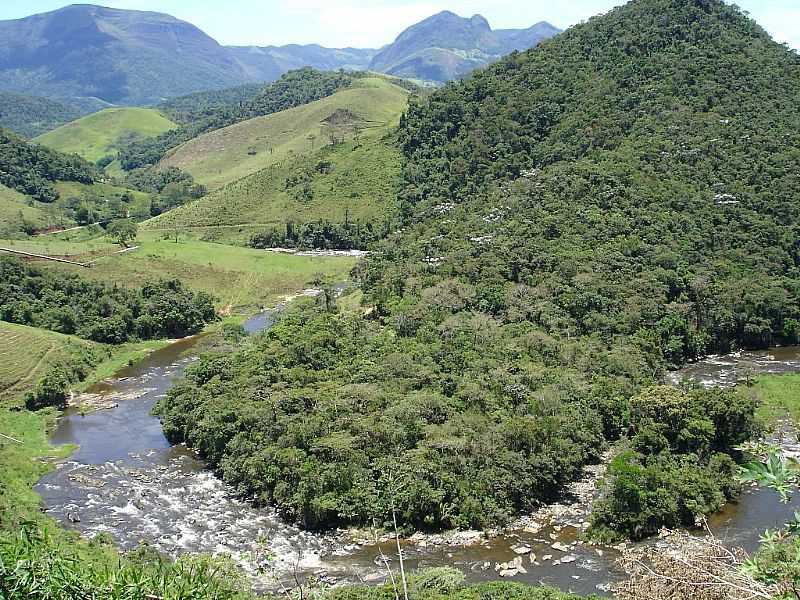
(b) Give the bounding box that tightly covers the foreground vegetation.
[588,385,756,541]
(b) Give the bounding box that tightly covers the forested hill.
[0,128,97,202]
[0,93,105,139]
[378,0,800,364]
[156,0,800,535]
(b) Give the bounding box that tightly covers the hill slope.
[0,128,97,203]
[34,108,177,163]
[144,128,401,243]
[0,5,250,104]
[369,11,560,83]
[0,184,55,235]
[118,69,355,171]
[152,0,800,536]
[384,0,800,362]
[0,321,102,404]
[158,77,409,190]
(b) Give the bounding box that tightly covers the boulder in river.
[512,544,532,555]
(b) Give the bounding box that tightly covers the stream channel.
[35,305,800,596]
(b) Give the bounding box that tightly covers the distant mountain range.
[370,11,561,82]
[0,4,560,105]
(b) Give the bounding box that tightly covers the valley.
[1,0,800,599]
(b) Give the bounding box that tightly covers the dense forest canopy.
[380,0,800,364]
[155,0,800,535]
[118,69,356,170]
[0,128,97,202]
[158,84,266,125]
[0,93,87,139]
[0,257,216,343]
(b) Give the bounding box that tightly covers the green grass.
[160,77,409,190]
[0,180,150,238]
[2,230,358,313]
[0,183,56,234]
[34,107,177,163]
[753,374,800,424]
[145,132,400,236]
[0,322,102,404]
[0,321,101,529]
[54,180,152,218]
[0,234,117,257]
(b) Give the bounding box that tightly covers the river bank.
[32,303,800,595]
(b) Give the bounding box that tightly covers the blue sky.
[1,1,798,50]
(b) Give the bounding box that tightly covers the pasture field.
[159,77,408,190]
[0,183,55,234]
[146,132,400,234]
[34,107,177,163]
[0,321,100,404]
[753,373,800,424]
[0,231,358,313]
[54,180,152,218]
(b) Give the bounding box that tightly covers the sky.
[0,0,797,50]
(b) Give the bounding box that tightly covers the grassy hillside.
[0,184,55,235]
[145,131,401,237]
[0,321,101,404]
[753,374,800,424]
[0,231,357,313]
[54,180,152,219]
[159,77,409,190]
[34,108,177,164]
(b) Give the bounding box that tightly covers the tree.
[106,219,138,247]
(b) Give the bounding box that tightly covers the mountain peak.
[470,14,491,30]
[370,11,560,83]
[0,3,247,104]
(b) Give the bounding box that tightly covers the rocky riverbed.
[36,329,800,596]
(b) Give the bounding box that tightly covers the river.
[35,317,800,595]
